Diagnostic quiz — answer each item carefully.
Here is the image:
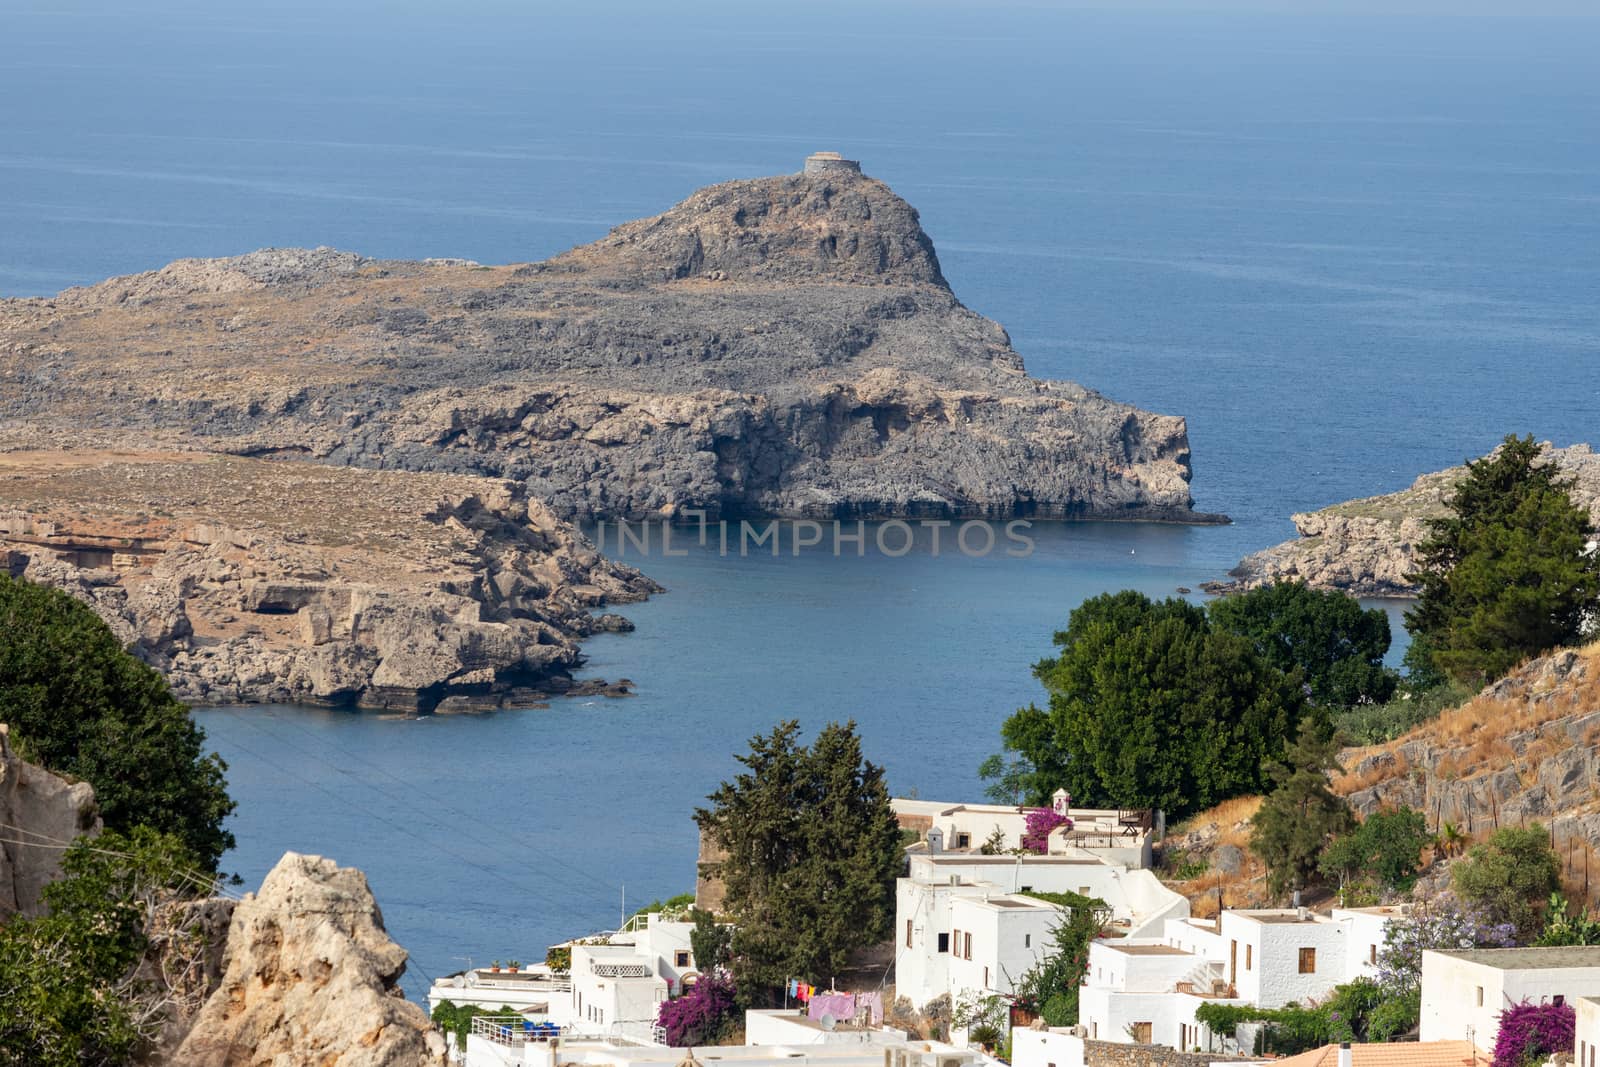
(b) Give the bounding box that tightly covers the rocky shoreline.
[1206,442,1600,597]
[0,451,658,713]
[0,157,1223,526]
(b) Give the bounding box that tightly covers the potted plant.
[508,960,521,973]
[491,960,501,973]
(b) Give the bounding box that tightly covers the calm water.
[4,1,1597,999]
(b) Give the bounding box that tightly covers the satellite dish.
[453,975,466,989]
[819,1014,837,1031]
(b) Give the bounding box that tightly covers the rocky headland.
[0,155,1219,524]
[1207,442,1600,597]
[0,451,656,712]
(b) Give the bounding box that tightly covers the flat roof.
[1101,943,1192,956]
[1431,947,1600,969]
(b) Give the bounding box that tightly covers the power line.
[221,706,631,901]
[205,719,614,938]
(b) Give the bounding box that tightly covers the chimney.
[1338,1043,1353,1067]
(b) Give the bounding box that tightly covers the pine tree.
[1405,435,1600,685]
[694,720,902,1003]
[1250,718,1354,899]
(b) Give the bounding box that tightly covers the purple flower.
[1493,1001,1574,1067]
[1022,808,1073,854]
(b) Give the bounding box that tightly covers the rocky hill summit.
[1336,643,1600,853]
[1208,442,1600,596]
[0,451,657,712]
[0,154,1218,523]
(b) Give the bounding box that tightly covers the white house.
[1077,907,1403,1053]
[894,848,1189,1011]
[1420,947,1600,1052]
[1577,997,1600,1067]
[462,1019,983,1067]
[434,913,713,1041]
[893,794,1160,870]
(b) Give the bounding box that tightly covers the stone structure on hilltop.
[0,157,1220,525]
[0,723,101,918]
[170,852,448,1067]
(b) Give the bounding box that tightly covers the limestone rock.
[1212,844,1245,876]
[170,852,447,1067]
[0,451,659,712]
[0,159,1221,525]
[1209,442,1600,596]
[0,723,101,918]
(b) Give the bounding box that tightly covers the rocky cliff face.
[1336,643,1600,848]
[0,451,657,712]
[1209,442,1600,596]
[0,723,101,918]
[0,160,1217,524]
[170,852,447,1067]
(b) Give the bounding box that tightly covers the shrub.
[658,971,739,1047]
[1021,808,1070,853]
[1493,1000,1575,1067]
[1453,826,1562,940]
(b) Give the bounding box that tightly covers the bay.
[3,0,1597,1000]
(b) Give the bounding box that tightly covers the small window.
[1025,933,1031,948]
[965,932,973,959]
[1080,886,1091,895]
[1298,947,1316,974]
[1477,986,1484,1007]
[1245,945,1252,970]
[1091,1023,1098,1038]
[1370,944,1378,966]
[938,933,950,953]
[906,919,914,949]
[675,950,691,968]
[984,966,990,988]
[1555,996,1566,1007]
[953,927,961,955]
[956,832,971,849]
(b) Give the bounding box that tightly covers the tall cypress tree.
[695,720,901,1003]
[1405,435,1600,684]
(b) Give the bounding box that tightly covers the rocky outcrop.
[1336,644,1600,846]
[0,158,1220,524]
[0,451,658,712]
[170,852,447,1067]
[1208,442,1600,596]
[0,723,101,918]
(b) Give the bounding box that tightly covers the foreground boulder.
[0,154,1219,524]
[0,451,657,711]
[171,852,447,1067]
[0,723,101,918]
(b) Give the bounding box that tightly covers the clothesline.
[784,981,885,1025]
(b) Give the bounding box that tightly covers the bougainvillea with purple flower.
[658,971,739,1047]
[1021,808,1072,854]
[1493,1000,1574,1067]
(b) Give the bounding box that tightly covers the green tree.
[0,576,235,869]
[1210,581,1398,706]
[0,827,205,1065]
[1321,807,1432,892]
[1250,719,1355,898]
[695,720,901,1003]
[1405,435,1600,685]
[1453,825,1562,940]
[991,591,1309,818]
[1013,896,1110,1027]
[689,907,733,973]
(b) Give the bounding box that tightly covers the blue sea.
[3,1,1597,999]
